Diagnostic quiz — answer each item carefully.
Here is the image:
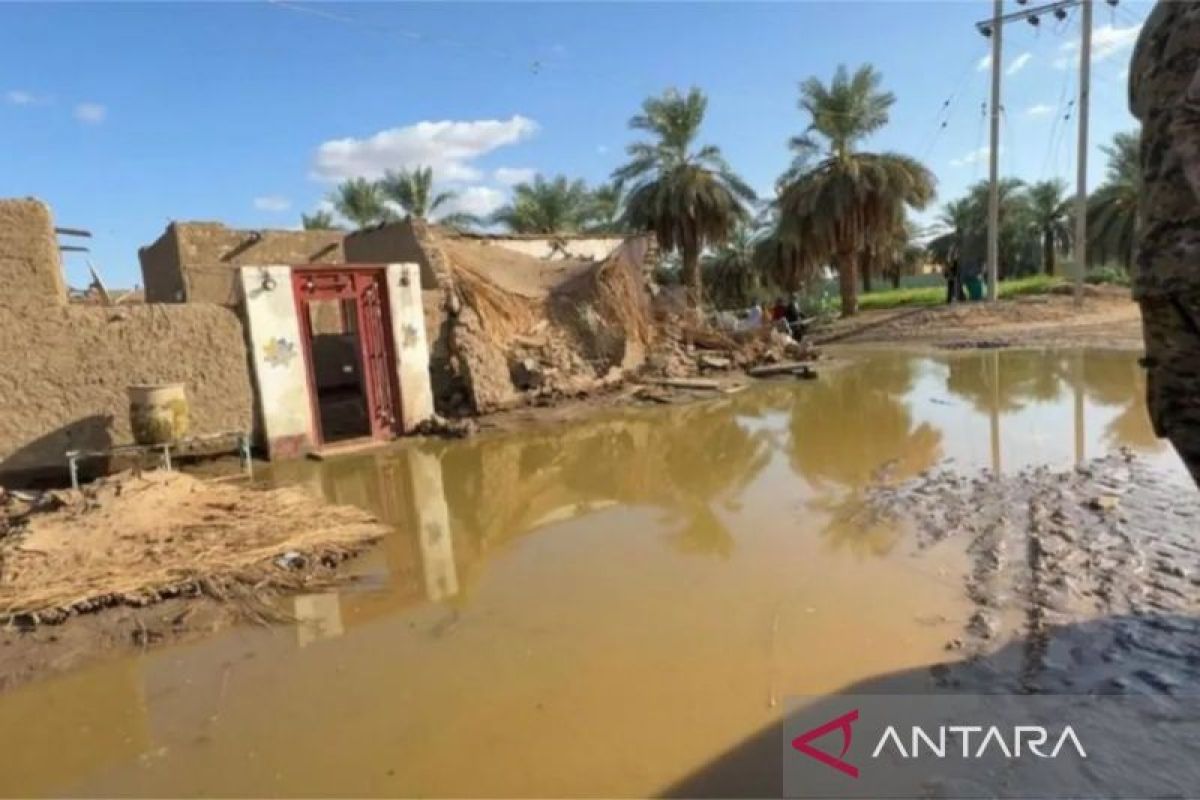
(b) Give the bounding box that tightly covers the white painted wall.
[385,262,435,432]
[488,236,625,262]
[239,266,315,457]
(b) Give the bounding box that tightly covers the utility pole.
[1074,0,1093,306]
[976,0,1105,304]
[987,0,1003,302]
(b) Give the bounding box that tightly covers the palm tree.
[587,182,625,233]
[754,197,819,294]
[1088,130,1140,270]
[964,178,1035,278]
[927,197,975,266]
[490,174,594,233]
[927,179,1037,279]
[1027,179,1072,276]
[702,220,762,308]
[776,65,935,316]
[613,87,756,308]
[329,178,394,229]
[300,210,338,230]
[378,166,454,219]
[877,214,924,289]
[377,166,479,229]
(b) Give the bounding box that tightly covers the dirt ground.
[817,287,1143,351]
[865,451,1200,693]
[0,470,388,689]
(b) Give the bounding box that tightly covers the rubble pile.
[414,223,822,419]
[643,313,819,380]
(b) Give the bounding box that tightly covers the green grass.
[854,275,1063,311]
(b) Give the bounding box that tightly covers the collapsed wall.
[422,229,656,414]
[0,304,254,483]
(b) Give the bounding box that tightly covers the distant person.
[1130,2,1200,486]
[745,303,763,330]
[784,295,805,341]
[944,258,965,304]
[771,297,787,322]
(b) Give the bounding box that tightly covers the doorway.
[293,268,401,446]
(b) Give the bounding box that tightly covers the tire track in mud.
[871,452,1200,694]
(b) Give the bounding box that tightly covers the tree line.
[306,66,1140,317]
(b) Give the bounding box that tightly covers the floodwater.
[0,349,1187,798]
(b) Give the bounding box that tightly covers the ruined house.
[1,196,658,485]
[139,222,345,305]
[344,218,658,415]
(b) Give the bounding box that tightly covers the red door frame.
[292,265,402,446]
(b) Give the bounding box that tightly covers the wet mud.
[868,451,1200,694]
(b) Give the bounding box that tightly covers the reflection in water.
[293,592,344,648]
[940,349,1164,471]
[0,349,1181,799]
[787,355,943,556]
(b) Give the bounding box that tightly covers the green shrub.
[1085,266,1131,286]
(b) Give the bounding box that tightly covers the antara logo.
[791,709,860,778]
[791,709,1087,779]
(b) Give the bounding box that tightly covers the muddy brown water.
[0,349,1190,798]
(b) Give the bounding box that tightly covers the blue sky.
[2,1,1150,288]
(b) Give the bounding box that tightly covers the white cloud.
[950,146,995,168]
[1026,103,1055,117]
[596,145,609,155]
[493,166,537,186]
[438,186,505,219]
[1054,22,1141,69]
[74,102,107,124]
[976,53,992,72]
[1007,52,1033,76]
[253,195,292,212]
[6,90,40,106]
[311,115,538,183]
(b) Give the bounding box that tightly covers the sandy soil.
[817,287,1143,351]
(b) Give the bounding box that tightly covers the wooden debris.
[642,378,722,391]
[698,354,732,371]
[747,362,818,379]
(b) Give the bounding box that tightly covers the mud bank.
[868,452,1200,693]
[819,289,1143,351]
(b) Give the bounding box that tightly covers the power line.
[975,0,1100,304]
[920,50,991,162]
[1039,61,1076,180]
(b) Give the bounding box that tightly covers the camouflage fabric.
[1131,2,1200,484]
[1130,1,1200,299]
[1139,292,1200,485]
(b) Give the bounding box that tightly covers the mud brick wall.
[0,304,254,483]
[139,223,346,305]
[344,218,442,291]
[0,198,66,310]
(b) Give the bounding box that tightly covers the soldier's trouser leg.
[1139,292,1200,487]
